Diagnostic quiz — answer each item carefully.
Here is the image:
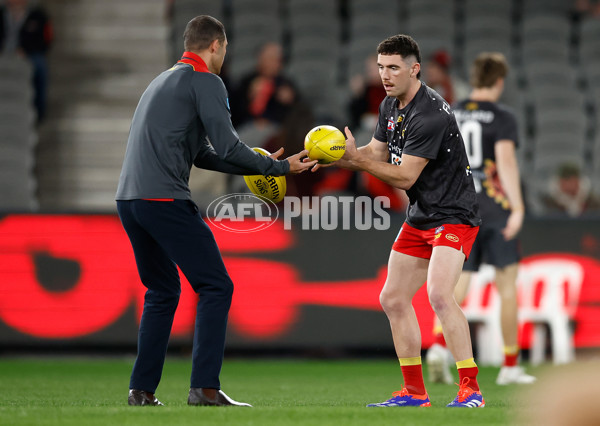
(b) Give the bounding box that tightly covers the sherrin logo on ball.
[243,147,287,203]
[304,125,346,164]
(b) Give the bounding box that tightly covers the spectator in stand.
[0,0,53,123]
[423,50,469,105]
[231,42,297,130]
[541,162,600,217]
[349,54,388,131]
[575,0,600,18]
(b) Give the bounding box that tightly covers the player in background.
[315,35,484,408]
[426,52,536,386]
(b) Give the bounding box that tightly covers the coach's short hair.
[183,15,226,52]
[377,34,422,79]
[470,52,508,88]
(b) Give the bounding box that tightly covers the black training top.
[116,52,289,201]
[454,100,519,225]
[373,82,481,230]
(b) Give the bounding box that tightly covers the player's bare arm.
[310,127,387,172]
[338,127,428,190]
[495,140,524,240]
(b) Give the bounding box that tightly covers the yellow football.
[304,125,346,164]
[243,147,287,203]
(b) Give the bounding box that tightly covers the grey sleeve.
[193,75,290,176]
[193,139,261,175]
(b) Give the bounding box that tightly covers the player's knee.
[428,289,452,315]
[379,288,410,316]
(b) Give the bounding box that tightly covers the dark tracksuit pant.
[117,199,233,393]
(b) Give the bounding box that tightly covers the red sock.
[401,364,426,395]
[504,353,518,367]
[504,345,519,367]
[458,366,480,391]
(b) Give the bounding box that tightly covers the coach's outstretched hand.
[284,149,318,175]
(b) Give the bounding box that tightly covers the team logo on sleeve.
[387,118,395,131]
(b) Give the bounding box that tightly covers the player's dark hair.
[184,15,226,52]
[377,34,422,79]
[470,52,508,88]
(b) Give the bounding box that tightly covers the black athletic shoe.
[128,389,164,406]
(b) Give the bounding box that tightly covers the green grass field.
[0,357,539,425]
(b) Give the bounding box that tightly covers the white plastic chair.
[517,258,583,365]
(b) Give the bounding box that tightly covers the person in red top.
[423,50,469,106]
[315,34,484,408]
[231,42,298,129]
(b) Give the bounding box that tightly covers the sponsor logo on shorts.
[446,233,459,243]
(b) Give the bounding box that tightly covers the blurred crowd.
[1,0,599,218]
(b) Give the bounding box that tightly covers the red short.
[392,223,479,260]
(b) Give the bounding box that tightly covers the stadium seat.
[289,16,340,39]
[407,15,455,59]
[463,0,513,18]
[349,0,402,18]
[522,15,571,44]
[517,257,582,365]
[0,55,38,212]
[462,259,581,366]
[288,0,337,16]
[522,0,573,18]
[231,0,279,16]
[534,109,587,144]
[407,0,453,20]
[580,17,600,70]
[228,11,283,82]
[592,131,600,193]
[172,0,226,39]
[522,39,570,63]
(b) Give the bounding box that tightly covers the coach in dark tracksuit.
[115,16,314,407]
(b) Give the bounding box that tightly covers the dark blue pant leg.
[133,200,234,390]
[117,200,181,393]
